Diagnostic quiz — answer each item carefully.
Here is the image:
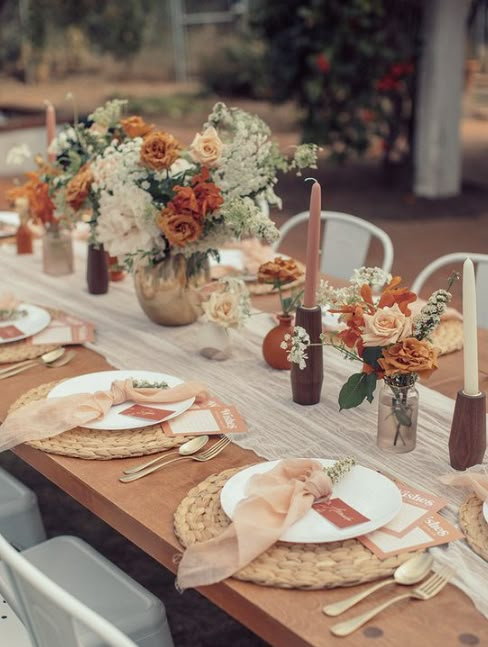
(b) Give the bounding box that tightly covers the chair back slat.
[0,534,137,647]
[476,261,488,328]
[321,220,371,278]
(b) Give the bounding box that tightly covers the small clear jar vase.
[377,375,419,453]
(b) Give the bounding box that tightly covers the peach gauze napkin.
[439,471,488,501]
[0,379,208,452]
[176,458,333,590]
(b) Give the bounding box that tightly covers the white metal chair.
[271,210,394,280]
[412,253,488,328]
[0,533,174,647]
[0,467,46,550]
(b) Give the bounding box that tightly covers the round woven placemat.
[459,494,488,561]
[174,466,416,590]
[0,306,62,364]
[8,381,191,460]
[431,319,464,356]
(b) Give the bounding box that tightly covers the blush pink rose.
[362,303,412,347]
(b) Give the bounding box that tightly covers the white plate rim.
[0,303,51,344]
[483,501,488,524]
[220,458,402,543]
[47,369,195,430]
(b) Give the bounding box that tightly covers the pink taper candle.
[46,101,56,162]
[302,181,322,308]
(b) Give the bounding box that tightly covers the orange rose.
[257,257,303,284]
[171,186,199,216]
[140,131,181,170]
[157,208,202,247]
[66,165,93,210]
[120,115,154,138]
[192,176,223,216]
[378,337,438,379]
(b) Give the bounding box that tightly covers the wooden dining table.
[0,247,487,647]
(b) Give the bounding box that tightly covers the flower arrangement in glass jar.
[198,277,251,360]
[284,267,458,450]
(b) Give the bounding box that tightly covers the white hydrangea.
[6,144,31,166]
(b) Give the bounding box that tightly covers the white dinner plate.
[220,459,402,543]
[0,304,51,344]
[47,370,195,431]
[483,501,488,524]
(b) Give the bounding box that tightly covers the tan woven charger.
[0,306,64,364]
[7,381,191,460]
[431,319,464,356]
[459,494,488,562]
[174,466,416,590]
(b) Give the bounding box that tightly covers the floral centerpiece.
[285,267,458,451]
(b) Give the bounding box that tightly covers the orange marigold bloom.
[378,276,417,315]
[7,173,55,224]
[66,165,94,211]
[120,115,154,138]
[257,257,303,284]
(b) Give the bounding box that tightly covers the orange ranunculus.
[171,167,223,219]
[171,186,199,216]
[8,173,55,224]
[378,276,416,315]
[257,257,303,285]
[140,131,181,170]
[66,165,93,211]
[120,115,154,138]
[192,174,223,216]
[157,208,203,247]
[378,337,438,379]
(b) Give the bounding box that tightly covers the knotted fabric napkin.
[176,458,333,590]
[0,379,208,452]
[440,470,488,501]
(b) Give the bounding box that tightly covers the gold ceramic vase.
[134,254,209,326]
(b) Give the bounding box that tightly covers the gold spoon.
[322,552,434,616]
[0,348,66,379]
[122,435,210,475]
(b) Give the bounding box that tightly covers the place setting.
[0,292,94,368]
[173,452,461,630]
[3,367,243,463]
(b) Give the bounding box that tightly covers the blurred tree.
[0,0,155,80]
[251,0,422,169]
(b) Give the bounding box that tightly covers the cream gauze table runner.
[1,241,487,617]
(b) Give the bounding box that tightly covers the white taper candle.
[462,258,479,396]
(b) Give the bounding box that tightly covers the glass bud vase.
[377,375,419,453]
[42,222,74,276]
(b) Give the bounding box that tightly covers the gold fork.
[330,567,452,637]
[119,437,231,483]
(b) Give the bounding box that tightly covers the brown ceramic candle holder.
[291,305,323,405]
[449,390,486,470]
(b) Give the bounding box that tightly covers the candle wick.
[304,177,318,184]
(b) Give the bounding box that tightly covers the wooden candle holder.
[291,305,323,405]
[449,390,486,470]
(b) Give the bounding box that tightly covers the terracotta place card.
[0,325,24,339]
[313,498,370,528]
[119,404,175,421]
[162,402,247,437]
[380,480,450,537]
[28,312,95,345]
[358,512,463,559]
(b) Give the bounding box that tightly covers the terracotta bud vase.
[107,254,125,282]
[262,314,294,370]
[16,224,33,255]
[87,243,109,295]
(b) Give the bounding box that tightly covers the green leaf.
[338,372,370,410]
[364,372,378,403]
[362,346,383,371]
